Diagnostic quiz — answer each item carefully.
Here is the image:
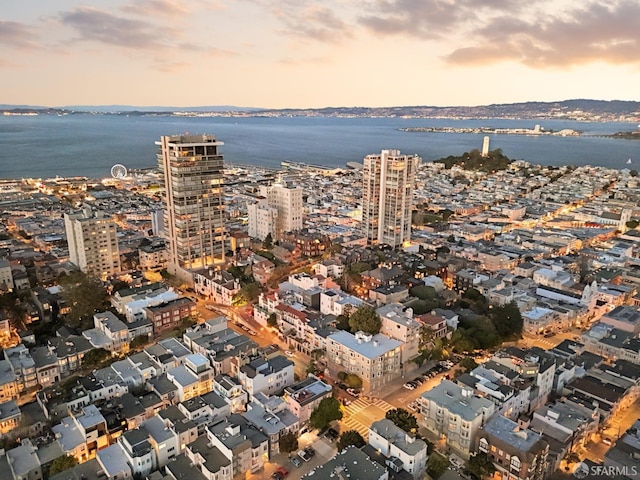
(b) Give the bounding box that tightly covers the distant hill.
[2,99,639,121]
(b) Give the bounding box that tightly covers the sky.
[2,0,640,109]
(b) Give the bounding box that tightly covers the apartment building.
[325,330,402,393]
[368,418,428,478]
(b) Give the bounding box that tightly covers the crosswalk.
[340,397,396,440]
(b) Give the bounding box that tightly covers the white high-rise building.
[247,181,303,240]
[362,149,420,247]
[64,207,120,278]
[157,134,225,275]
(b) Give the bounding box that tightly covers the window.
[510,456,521,472]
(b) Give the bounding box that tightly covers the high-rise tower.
[64,206,120,279]
[362,149,420,247]
[157,134,225,276]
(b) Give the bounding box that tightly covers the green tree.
[278,432,298,453]
[82,348,112,368]
[626,219,639,229]
[426,452,450,479]
[309,397,343,430]
[336,314,350,331]
[49,455,78,476]
[267,313,278,327]
[385,408,418,434]
[337,430,365,450]
[306,361,317,376]
[348,305,381,335]
[232,282,261,305]
[58,272,109,328]
[490,301,523,338]
[459,356,478,373]
[129,334,149,351]
[466,452,496,479]
[263,233,273,250]
[344,374,362,389]
[409,285,437,301]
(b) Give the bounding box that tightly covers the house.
[83,311,130,354]
[377,303,421,363]
[193,269,240,306]
[283,376,332,426]
[301,445,389,480]
[476,415,549,480]
[368,418,428,478]
[237,355,294,397]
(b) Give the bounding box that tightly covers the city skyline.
[3,0,640,109]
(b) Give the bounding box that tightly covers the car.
[298,450,311,462]
[346,388,360,397]
[276,467,289,477]
[543,331,554,338]
[285,350,295,357]
[412,377,423,385]
[290,456,302,468]
[304,446,316,458]
[205,305,216,311]
[449,455,464,470]
[336,382,348,391]
[325,428,339,441]
[403,382,416,390]
[272,473,284,480]
[603,437,613,446]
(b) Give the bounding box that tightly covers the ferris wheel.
[111,164,128,179]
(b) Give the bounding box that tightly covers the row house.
[368,418,428,478]
[476,415,549,480]
[166,353,214,402]
[3,344,37,393]
[237,355,294,397]
[83,311,130,354]
[242,392,299,456]
[144,297,197,336]
[193,269,240,306]
[283,376,332,426]
[177,391,230,435]
[52,404,109,463]
[138,241,168,272]
[378,303,422,363]
[206,417,270,476]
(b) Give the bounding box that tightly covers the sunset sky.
[3,0,640,109]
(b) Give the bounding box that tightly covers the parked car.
[403,382,416,390]
[298,450,311,462]
[304,446,316,458]
[276,467,289,477]
[450,455,464,470]
[346,388,360,397]
[325,428,339,441]
[272,473,284,480]
[290,456,302,467]
[285,350,295,357]
[603,437,613,446]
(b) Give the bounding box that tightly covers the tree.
[459,356,478,373]
[306,361,317,376]
[626,219,639,229]
[490,301,523,339]
[263,233,273,250]
[267,313,278,327]
[232,282,261,305]
[348,305,381,335]
[427,452,450,479]
[409,285,437,301]
[82,348,112,368]
[129,334,149,351]
[337,430,365,450]
[336,314,350,331]
[49,455,78,476]
[466,452,496,479]
[58,272,109,329]
[279,432,298,453]
[385,408,418,434]
[309,397,343,430]
[344,374,362,389]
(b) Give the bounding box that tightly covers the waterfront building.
[156,134,225,278]
[362,149,420,247]
[64,206,120,278]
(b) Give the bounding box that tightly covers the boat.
[628,159,632,164]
